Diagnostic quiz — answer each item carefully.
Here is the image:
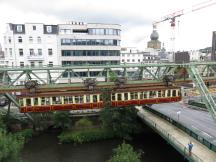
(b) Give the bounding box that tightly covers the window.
[19,49,23,56]
[38,61,43,67]
[20,62,24,67]
[48,61,53,67]
[18,36,22,43]
[17,25,22,32]
[29,49,34,56]
[33,26,36,30]
[9,48,12,57]
[127,59,130,62]
[124,93,128,100]
[38,49,42,55]
[8,37,11,43]
[48,48,52,55]
[132,59,135,62]
[37,37,41,43]
[122,59,125,62]
[46,26,52,33]
[30,62,35,67]
[117,93,122,101]
[74,96,84,103]
[29,36,33,43]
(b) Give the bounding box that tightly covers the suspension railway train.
[18,86,182,113]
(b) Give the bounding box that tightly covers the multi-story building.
[120,47,159,79]
[3,23,58,67]
[58,22,121,67]
[211,31,216,61]
[3,22,121,68]
[3,22,121,83]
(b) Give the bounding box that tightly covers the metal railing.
[137,111,204,162]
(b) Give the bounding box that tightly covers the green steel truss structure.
[1,62,216,121]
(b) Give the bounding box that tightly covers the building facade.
[3,22,121,68]
[3,22,121,83]
[211,31,216,61]
[3,23,58,67]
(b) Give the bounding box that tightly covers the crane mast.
[153,0,216,52]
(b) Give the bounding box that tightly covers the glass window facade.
[62,60,120,66]
[61,50,120,57]
[88,28,120,35]
[61,39,120,46]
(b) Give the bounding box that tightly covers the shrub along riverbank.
[58,128,115,144]
[57,107,143,144]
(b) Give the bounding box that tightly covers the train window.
[167,90,171,97]
[19,99,24,106]
[41,97,45,105]
[161,90,165,97]
[130,92,135,100]
[52,96,62,105]
[158,91,161,97]
[45,98,50,105]
[26,98,31,106]
[143,92,148,98]
[68,96,73,103]
[64,96,69,104]
[124,93,128,100]
[172,90,176,97]
[117,93,122,101]
[86,95,90,103]
[178,90,180,96]
[93,95,97,102]
[134,92,138,99]
[140,93,144,99]
[75,96,84,103]
[34,98,38,105]
[111,94,115,101]
[149,91,154,98]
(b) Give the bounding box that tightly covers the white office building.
[3,22,121,83]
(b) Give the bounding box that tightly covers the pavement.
[137,106,216,162]
[150,102,216,139]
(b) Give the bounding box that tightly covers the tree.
[107,142,141,162]
[53,111,71,130]
[100,107,142,140]
[0,115,24,162]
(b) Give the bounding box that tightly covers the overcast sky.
[0,0,216,51]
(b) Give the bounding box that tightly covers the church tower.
[147,29,161,49]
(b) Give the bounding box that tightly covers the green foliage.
[16,129,33,140]
[58,128,115,144]
[74,117,93,129]
[0,115,6,131]
[53,111,71,130]
[100,107,142,140]
[107,142,141,162]
[101,88,112,107]
[109,71,117,82]
[0,129,24,162]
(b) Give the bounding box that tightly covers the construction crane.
[153,0,216,52]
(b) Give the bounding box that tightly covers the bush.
[74,117,93,129]
[107,142,141,162]
[53,111,71,130]
[0,129,24,162]
[58,128,115,144]
[16,129,33,141]
[100,107,143,140]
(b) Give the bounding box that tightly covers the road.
[150,102,216,141]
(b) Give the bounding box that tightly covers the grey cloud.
[1,0,152,27]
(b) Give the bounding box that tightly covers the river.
[21,124,186,162]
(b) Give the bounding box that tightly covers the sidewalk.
[136,107,216,162]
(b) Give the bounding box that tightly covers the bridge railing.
[138,111,204,162]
